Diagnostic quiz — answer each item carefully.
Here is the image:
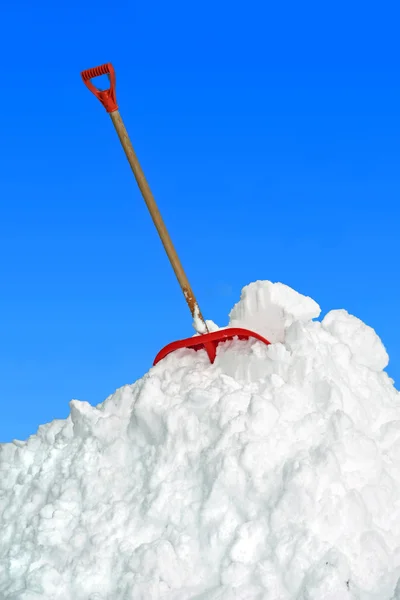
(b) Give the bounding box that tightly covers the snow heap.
[1,280,400,600]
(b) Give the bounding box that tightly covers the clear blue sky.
[1,0,399,442]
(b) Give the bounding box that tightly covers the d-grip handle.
[81,63,118,113]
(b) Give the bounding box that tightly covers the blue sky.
[1,0,399,442]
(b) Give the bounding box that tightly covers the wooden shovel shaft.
[109,110,207,328]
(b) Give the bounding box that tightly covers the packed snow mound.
[228,280,321,343]
[322,309,389,372]
[1,280,399,600]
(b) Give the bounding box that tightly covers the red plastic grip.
[81,63,118,113]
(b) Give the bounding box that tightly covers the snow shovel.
[80,63,271,364]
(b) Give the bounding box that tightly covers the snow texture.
[1,280,399,600]
[192,303,207,335]
[229,281,321,343]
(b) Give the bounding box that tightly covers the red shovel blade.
[153,327,270,365]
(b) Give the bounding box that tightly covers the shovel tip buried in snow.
[153,328,271,365]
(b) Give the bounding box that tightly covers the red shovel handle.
[81,63,118,113]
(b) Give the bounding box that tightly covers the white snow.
[1,280,400,599]
[322,309,389,372]
[192,304,220,335]
[192,303,208,334]
[228,280,321,343]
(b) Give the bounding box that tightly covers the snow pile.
[1,280,400,600]
[228,281,321,343]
